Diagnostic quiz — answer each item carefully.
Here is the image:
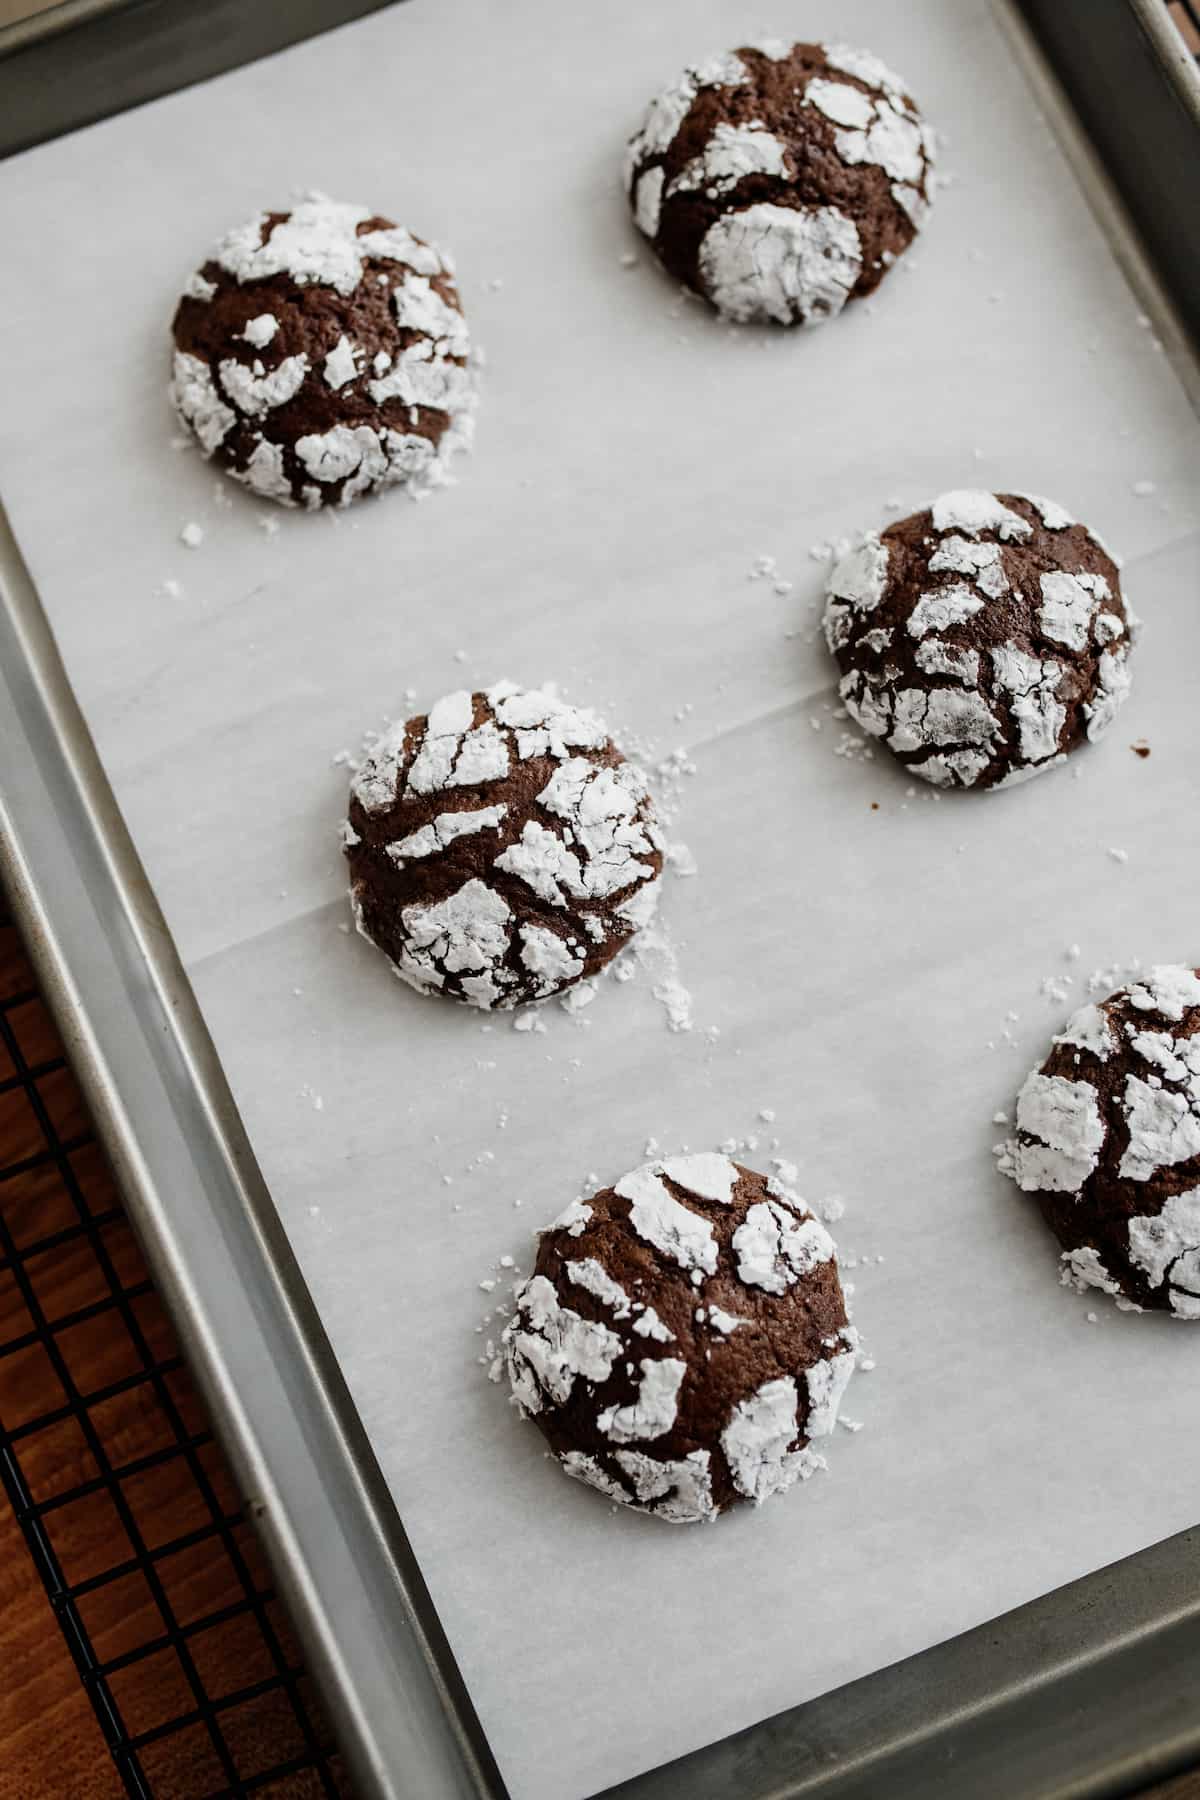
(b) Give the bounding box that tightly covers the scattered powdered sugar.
[624,918,694,1033]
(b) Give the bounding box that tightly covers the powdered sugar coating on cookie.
[625,41,935,324]
[1000,968,1200,1317]
[503,1159,857,1521]
[171,193,474,508]
[823,492,1135,790]
[346,684,663,1010]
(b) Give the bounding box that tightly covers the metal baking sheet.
[0,2,1199,1797]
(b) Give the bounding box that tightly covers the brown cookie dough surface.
[345,684,664,1011]
[824,491,1136,790]
[1001,966,1200,1317]
[171,193,474,508]
[502,1155,857,1521]
[624,40,935,325]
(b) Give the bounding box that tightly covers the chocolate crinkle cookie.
[624,40,935,325]
[1001,966,1200,1318]
[170,193,474,508]
[824,491,1136,790]
[502,1155,857,1522]
[345,684,664,1011]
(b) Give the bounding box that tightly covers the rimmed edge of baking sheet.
[0,0,397,152]
[0,0,131,60]
[0,499,508,1800]
[1006,0,1200,404]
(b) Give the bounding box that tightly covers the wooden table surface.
[0,919,346,1799]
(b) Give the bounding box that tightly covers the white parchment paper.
[2,3,1199,1795]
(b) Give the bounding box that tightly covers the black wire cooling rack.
[0,909,349,1798]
